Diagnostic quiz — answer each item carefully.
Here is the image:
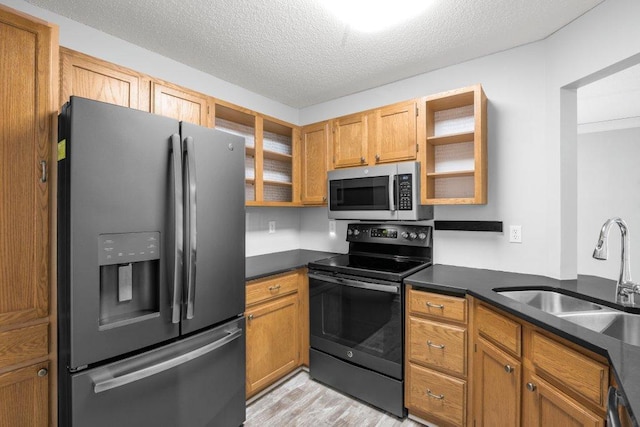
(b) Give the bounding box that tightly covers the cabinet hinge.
[207,106,210,115]
[415,106,419,117]
[474,343,477,353]
[416,144,419,153]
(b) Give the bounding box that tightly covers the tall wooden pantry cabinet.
[0,5,58,426]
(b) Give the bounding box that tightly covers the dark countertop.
[406,264,640,425]
[245,249,338,281]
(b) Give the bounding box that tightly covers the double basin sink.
[497,289,640,346]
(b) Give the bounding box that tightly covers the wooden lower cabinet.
[473,338,521,427]
[522,370,603,427]
[246,294,299,397]
[245,269,307,399]
[405,286,470,427]
[0,362,49,427]
[471,299,608,427]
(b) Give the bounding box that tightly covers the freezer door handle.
[170,134,183,324]
[91,328,242,394]
[184,136,197,320]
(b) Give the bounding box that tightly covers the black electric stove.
[307,223,433,418]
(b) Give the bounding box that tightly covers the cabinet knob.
[504,364,514,373]
[375,154,380,162]
[322,196,327,202]
[526,382,537,392]
[37,368,48,377]
[248,314,254,321]
[360,157,366,163]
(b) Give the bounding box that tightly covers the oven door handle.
[308,272,399,294]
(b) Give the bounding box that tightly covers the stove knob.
[418,232,427,240]
[353,229,360,236]
[401,232,409,239]
[409,232,417,240]
[347,229,353,235]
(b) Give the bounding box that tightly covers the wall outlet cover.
[268,221,276,234]
[509,225,522,243]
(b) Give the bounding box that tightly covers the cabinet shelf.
[263,150,292,162]
[427,131,475,146]
[263,179,292,187]
[427,170,474,179]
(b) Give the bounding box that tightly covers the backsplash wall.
[245,207,302,257]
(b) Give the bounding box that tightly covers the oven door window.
[329,176,390,211]
[309,277,402,379]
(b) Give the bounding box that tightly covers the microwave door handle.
[184,136,197,320]
[170,134,183,324]
[389,176,396,212]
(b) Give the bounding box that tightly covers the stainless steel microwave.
[327,161,434,221]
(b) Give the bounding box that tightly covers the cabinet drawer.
[476,304,521,357]
[530,331,608,408]
[407,363,466,426]
[408,317,466,376]
[246,271,299,306]
[408,289,467,323]
[0,323,48,370]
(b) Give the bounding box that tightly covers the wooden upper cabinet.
[0,5,53,330]
[373,100,418,164]
[60,47,150,110]
[300,121,329,205]
[421,84,487,205]
[152,82,212,127]
[332,113,368,168]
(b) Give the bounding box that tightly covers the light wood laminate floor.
[245,371,426,426]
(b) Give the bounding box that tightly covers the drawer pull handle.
[526,382,537,392]
[268,284,281,291]
[504,364,514,373]
[426,389,445,400]
[426,302,444,309]
[427,340,445,349]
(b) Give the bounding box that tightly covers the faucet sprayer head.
[592,238,608,260]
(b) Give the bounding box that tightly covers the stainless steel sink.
[497,290,603,314]
[497,289,640,346]
[559,311,640,346]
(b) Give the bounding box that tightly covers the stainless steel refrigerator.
[57,97,246,426]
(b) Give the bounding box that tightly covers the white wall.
[577,127,640,279]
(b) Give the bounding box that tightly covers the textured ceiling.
[25,0,604,108]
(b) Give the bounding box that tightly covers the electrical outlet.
[268,221,276,234]
[509,225,522,243]
[329,220,336,235]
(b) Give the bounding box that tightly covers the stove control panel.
[346,223,432,247]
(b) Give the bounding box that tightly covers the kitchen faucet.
[593,217,640,305]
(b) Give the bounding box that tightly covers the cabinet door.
[300,122,329,204]
[373,101,417,164]
[245,294,299,397]
[152,82,212,126]
[0,362,49,427]
[523,371,603,427]
[60,48,150,110]
[473,338,521,427]
[0,6,51,329]
[333,113,368,168]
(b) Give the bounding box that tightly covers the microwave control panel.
[397,174,413,210]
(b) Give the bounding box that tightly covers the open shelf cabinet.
[214,102,298,206]
[420,84,487,205]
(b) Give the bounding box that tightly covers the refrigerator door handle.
[91,328,242,394]
[184,136,197,320]
[170,134,183,324]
